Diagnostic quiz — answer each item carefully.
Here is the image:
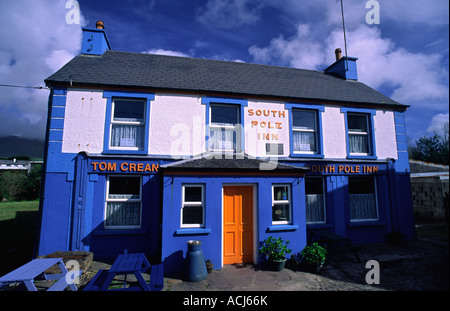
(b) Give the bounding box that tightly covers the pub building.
[36,22,415,274]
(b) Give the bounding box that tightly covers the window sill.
[94,228,147,236]
[103,150,148,155]
[306,223,332,229]
[348,220,386,227]
[347,155,378,160]
[176,228,212,235]
[267,225,299,232]
[290,153,324,159]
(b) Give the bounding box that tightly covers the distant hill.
[0,136,45,160]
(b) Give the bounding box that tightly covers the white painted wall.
[374,110,398,160]
[60,90,399,160]
[62,89,106,154]
[149,94,205,157]
[245,101,289,158]
[322,106,347,158]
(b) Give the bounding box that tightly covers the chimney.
[96,20,105,29]
[81,20,111,55]
[324,48,358,80]
[334,48,342,61]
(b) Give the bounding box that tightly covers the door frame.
[221,184,258,267]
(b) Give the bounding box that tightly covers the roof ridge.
[103,50,325,75]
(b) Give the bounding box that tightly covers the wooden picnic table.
[0,258,81,291]
[100,252,152,291]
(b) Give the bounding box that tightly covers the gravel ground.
[2,223,448,292]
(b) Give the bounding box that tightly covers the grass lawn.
[0,200,40,276]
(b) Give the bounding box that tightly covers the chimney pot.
[96,20,105,29]
[335,48,342,61]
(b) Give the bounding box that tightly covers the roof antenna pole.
[339,0,349,72]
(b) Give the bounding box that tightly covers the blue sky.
[0,0,448,142]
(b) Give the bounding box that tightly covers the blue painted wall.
[160,173,307,274]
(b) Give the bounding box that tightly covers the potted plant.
[205,259,213,274]
[259,236,292,271]
[299,242,327,273]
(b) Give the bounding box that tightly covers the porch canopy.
[159,152,309,176]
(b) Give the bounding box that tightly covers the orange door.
[223,186,253,264]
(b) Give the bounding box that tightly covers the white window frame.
[305,177,326,224]
[292,109,318,155]
[105,175,142,229]
[209,104,241,152]
[181,185,205,228]
[109,98,146,151]
[271,184,292,225]
[348,176,379,222]
[347,113,370,156]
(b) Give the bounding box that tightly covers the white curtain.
[349,194,377,220]
[106,202,140,227]
[306,194,325,223]
[111,124,144,148]
[209,127,236,150]
[349,134,368,153]
[293,131,315,152]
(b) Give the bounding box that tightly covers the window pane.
[305,178,325,223]
[349,177,377,221]
[272,204,290,222]
[211,105,238,125]
[184,186,202,202]
[293,131,316,152]
[108,177,140,199]
[293,110,316,130]
[113,100,145,122]
[348,114,367,132]
[183,205,203,224]
[349,134,369,153]
[273,186,289,201]
[349,177,375,194]
[111,124,144,148]
[209,127,238,150]
[106,202,140,226]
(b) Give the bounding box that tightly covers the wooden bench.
[83,269,109,291]
[0,258,81,291]
[83,253,164,291]
[312,230,361,262]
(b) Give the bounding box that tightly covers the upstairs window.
[347,113,371,155]
[292,109,318,154]
[110,99,146,150]
[209,104,241,152]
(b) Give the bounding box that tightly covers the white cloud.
[249,24,326,70]
[142,49,190,58]
[325,25,449,106]
[249,23,448,111]
[196,0,264,29]
[0,0,84,139]
[427,113,449,134]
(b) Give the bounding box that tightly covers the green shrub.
[259,236,292,261]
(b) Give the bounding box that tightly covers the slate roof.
[45,50,405,108]
[409,160,449,173]
[160,152,309,173]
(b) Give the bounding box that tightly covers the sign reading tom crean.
[91,161,159,173]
